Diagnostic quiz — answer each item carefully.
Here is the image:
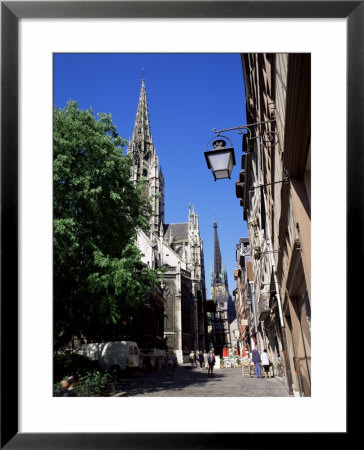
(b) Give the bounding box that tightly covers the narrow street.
[112,364,290,397]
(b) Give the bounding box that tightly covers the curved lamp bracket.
[212,119,279,149]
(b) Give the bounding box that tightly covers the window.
[134,347,138,355]
[129,347,133,355]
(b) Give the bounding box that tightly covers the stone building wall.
[238,53,311,396]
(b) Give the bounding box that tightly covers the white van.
[76,341,139,377]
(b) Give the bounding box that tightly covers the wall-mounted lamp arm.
[212,119,278,148]
[249,177,290,192]
[212,119,275,137]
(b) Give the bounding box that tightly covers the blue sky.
[53,53,249,298]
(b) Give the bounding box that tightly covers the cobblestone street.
[112,364,290,397]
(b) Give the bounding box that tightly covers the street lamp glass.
[204,147,236,181]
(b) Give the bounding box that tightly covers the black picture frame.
[1,1,356,448]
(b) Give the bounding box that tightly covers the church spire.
[213,217,223,286]
[131,78,153,146]
[127,78,157,180]
[127,78,164,239]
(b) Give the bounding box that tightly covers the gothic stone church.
[127,79,208,364]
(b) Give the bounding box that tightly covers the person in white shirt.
[260,349,271,378]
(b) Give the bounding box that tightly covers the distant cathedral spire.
[210,215,233,348]
[213,217,224,286]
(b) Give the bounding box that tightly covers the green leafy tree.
[53,101,162,349]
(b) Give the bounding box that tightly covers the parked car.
[139,347,166,370]
[76,341,139,378]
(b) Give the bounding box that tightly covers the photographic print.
[53,52,311,399]
[1,1,353,445]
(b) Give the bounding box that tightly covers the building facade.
[235,53,311,396]
[233,238,257,356]
[128,79,208,363]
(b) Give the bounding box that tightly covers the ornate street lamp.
[204,119,278,181]
[204,137,236,181]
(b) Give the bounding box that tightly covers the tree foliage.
[53,101,162,349]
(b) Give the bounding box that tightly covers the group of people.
[189,349,217,377]
[166,348,218,377]
[59,375,78,396]
[189,349,206,368]
[251,348,272,378]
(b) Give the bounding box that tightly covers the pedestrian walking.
[207,348,216,377]
[189,350,195,367]
[251,348,263,378]
[203,349,208,369]
[260,349,271,378]
[198,350,204,368]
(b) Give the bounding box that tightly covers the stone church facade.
[127,79,208,364]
